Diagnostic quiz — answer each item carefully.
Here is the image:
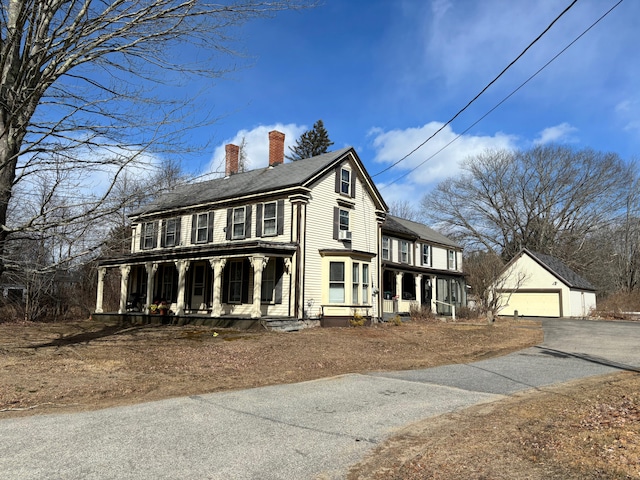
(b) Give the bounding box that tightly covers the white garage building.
[495,249,596,318]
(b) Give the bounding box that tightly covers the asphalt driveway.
[1,318,639,479]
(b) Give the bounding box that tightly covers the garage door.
[499,292,561,317]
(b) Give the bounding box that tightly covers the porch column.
[118,265,131,314]
[95,267,107,313]
[249,255,268,319]
[394,272,403,312]
[414,274,423,309]
[174,260,190,316]
[209,258,226,317]
[144,262,158,314]
[430,275,437,313]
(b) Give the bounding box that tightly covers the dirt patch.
[0,317,540,417]
[348,372,640,480]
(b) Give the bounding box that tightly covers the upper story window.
[256,199,284,237]
[339,209,349,231]
[400,241,410,264]
[190,212,213,244]
[382,237,390,260]
[448,249,457,270]
[335,165,355,198]
[226,206,252,241]
[162,217,181,247]
[141,221,157,250]
[341,168,351,195]
[422,244,431,266]
[263,202,277,236]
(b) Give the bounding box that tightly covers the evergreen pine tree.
[286,119,334,161]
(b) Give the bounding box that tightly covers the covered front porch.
[96,243,299,325]
[381,268,466,317]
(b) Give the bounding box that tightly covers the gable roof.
[522,249,596,291]
[132,147,387,218]
[383,215,461,249]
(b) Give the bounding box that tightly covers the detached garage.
[495,249,596,318]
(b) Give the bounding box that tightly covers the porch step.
[263,318,319,332]
[381,312,411,322]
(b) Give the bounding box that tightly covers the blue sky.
[178,0,640,209]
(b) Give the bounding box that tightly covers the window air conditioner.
[339,230,352,241]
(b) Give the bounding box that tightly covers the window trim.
[232,207,246,240]
[329,261,345,304]
[142,221,157,250]
[400,241,410,264]
[448,250,457,270]
[339,208,350,231]
[422,244,431,266]
[262,201,277,237]
[195,213,209,244]
[352,262,360,305]
[340,168,351,196]
[362,264,370,305]
[382,236,390,260]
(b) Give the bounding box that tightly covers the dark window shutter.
[333,207,339,240]
[139,224,144,250]
[191,214,197,244]
[241,260,250,303]
[151,221,158,248]
[226,209,232,240]
[277,199,284,235]
[207,212,214,243]
[222,262,230,303]
[160,220,166,247]
[350,171,356,198]
[175,217,181,246]
[275,258,284,304]
[256,204,263,238]
[335,167,340,193]
[245,205,252,239]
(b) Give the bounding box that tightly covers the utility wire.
[371,0,579,178]
[381,0,625,189]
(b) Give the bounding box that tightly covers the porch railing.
[433,299,456,320]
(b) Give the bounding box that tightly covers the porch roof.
[382,216,461,249]
[99,241,297,267]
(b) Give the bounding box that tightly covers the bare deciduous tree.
[387,200,420,221]
[422,145,634,276]
[0,0,310,279]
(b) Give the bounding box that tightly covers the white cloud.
[369,122,517,210]
[206,123,307,175]
[533,123,578,145]
[370,122,516,184]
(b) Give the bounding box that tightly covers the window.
[448,250,457,270]
[193,264,205,297]
[329,262,345,303]
[340,168,351,195]
[261,260,276,303]
[232,207,246,239]
[352,263,360,304]
[422,244,431,266]
[161,266,174,302]
[228,261,243,303]
[339,209,349,231]
[195,214,209,243]
[142,221,157,250]
[362,264,369,304]
[263,202,277,236]
[400,241,409,263]
[163,218,180,247]
[382,237,390,260]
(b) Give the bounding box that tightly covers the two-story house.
[380,216,466,317]
[95,131,388,328]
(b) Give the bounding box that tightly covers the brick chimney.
[225,143,239,176]
[268,130,285,167]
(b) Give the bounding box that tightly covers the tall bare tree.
[422,145,634,276]
[0,0,309,279]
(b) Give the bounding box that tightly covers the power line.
[381,0,625,189]
[371,0,580,178]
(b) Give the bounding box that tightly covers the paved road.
[1,319,639,479]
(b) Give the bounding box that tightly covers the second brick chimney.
[268,130,285,167]
[225,143,239,176]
